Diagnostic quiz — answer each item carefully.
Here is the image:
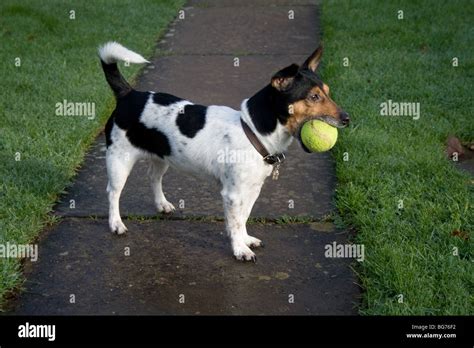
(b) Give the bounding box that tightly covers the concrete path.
[10,0,360,315]
[14,219,356,315]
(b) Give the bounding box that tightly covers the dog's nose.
[340,111,350,126]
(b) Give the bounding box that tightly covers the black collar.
[240,118,286,165]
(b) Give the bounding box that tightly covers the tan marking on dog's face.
[285,85,340,134]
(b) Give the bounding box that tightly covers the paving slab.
[137,54,309,109]
[160,6,320,55]
[12,219,359,315]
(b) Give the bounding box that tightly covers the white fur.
[98,42,149,65]
[104,46,295,262]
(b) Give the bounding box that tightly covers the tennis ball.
[300,120,338,152]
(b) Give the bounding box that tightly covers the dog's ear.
[302,45,323,72]
[271,63,299,91]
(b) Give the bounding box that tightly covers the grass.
[0,0,184,310]
[323,0,473,314]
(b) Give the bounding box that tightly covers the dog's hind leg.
[106,148,137,234]
[149,158,175,214]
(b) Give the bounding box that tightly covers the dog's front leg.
[221,181,264,262]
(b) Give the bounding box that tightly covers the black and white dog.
[99,42,349,262]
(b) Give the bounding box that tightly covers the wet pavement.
[10,0,360,315]
[14,219,357,315]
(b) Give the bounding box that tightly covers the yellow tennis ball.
[300,120,338,152]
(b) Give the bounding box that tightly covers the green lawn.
[323,0,473,314]
[0,0,184,310]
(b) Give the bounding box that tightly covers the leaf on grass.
[451,230,470,241]
[446,136,465,158]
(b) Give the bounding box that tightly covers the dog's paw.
[233,244,257,263]
[156,200,175,214]
[244,235,264,249]
[110,219,128,235]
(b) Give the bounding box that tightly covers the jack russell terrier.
[98,42,349,262]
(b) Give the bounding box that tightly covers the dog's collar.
[240,118,286,165]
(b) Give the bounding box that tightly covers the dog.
[98,42,349,262]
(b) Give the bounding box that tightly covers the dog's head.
[271,46,349,151]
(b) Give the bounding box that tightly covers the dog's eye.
[309,94,321,102]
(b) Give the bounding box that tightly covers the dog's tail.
[98,42,149,98]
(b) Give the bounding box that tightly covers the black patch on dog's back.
[113,90,171,157]
[127,122,171,158]
[113,90,148,129]
[153,92,183,106]
[176,104,207,138]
